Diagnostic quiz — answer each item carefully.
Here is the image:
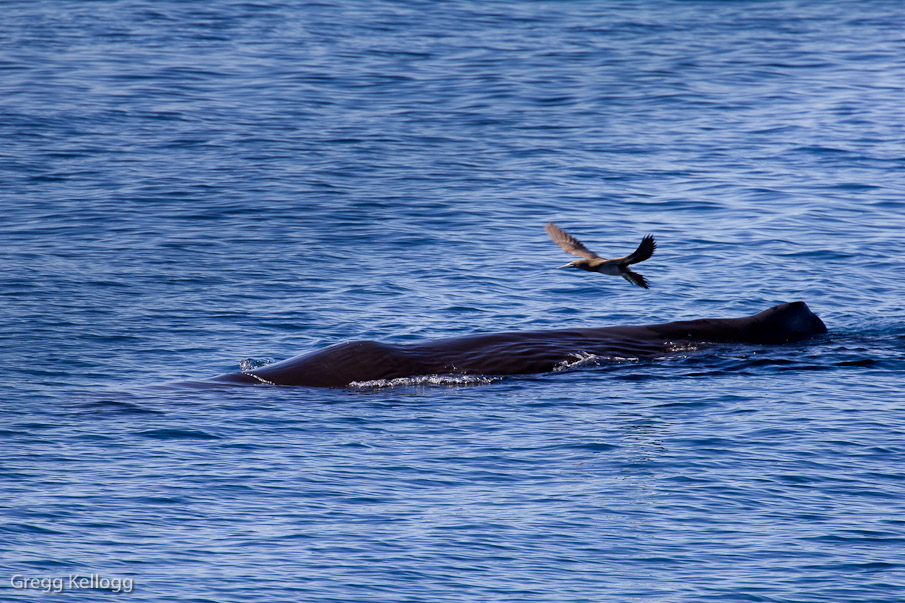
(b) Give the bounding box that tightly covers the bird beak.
[556,262,573,269]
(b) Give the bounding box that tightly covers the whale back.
[212,302,827,387]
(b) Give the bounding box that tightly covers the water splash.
[239,357,274,371]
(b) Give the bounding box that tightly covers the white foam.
[348,373,498,389]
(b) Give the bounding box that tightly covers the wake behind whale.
[210,302,827,388]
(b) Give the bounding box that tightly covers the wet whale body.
[213,301,826,387]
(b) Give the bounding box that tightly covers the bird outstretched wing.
[622,234,656,265]
[544,222,600,260]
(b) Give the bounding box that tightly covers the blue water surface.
[2,1,904,601]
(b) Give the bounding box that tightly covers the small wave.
[136,429,222,440]
[71,399,165,415]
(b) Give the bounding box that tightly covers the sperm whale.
[210,302,826,387]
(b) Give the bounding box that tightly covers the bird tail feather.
[621,268,650,289]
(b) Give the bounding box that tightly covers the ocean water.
[2,0,904,600]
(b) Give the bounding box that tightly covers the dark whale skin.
[212,301,826,387]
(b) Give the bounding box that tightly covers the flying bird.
[544,222,656,288]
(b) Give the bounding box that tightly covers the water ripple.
[2,1,905,602]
